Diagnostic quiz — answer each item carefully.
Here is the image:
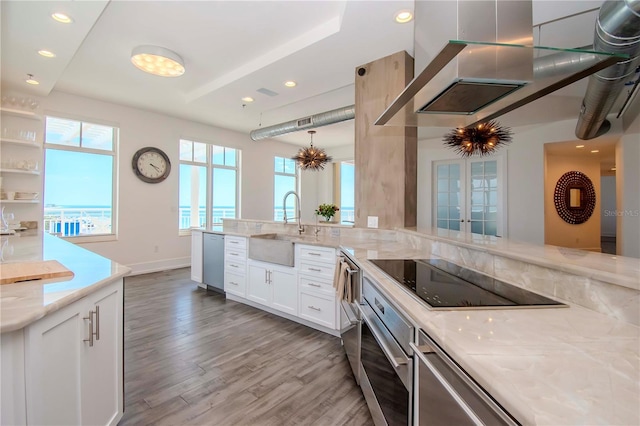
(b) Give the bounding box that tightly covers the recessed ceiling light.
[131,45,185,77]
[51,12,73,24]
[591,150,599,153]
[25,74,39,85]
[284,81,297,88]
[611,167,616,171]
[575,145,585,148]
[241,97,254,103]
[395,10,413,23]
[38,50,56,58]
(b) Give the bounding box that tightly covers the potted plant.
[315,203,339,222]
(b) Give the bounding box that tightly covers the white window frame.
[274,156,299,222]
[179,139,240,234]
[44,115,118,242]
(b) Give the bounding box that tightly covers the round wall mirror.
[553,171,596,224]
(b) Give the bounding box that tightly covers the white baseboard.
[126,257,190,276]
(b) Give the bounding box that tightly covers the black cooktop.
[369,258,566,309]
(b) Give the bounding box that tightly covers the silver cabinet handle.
[230,241,238,244]
[83,310,94,347]
[229,281,238,286]
[268,270,272,284]
[308,252,321,256]
[95,305,100,341]
[308,267,322,272]
[308,283,321,287]
[230,252,238,256]
[229,264,239,268]
[308,305,321,311]
[264,270,268,283]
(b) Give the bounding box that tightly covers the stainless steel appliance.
[359,276,413,426]
[369,258,565,310]
[203,233,225,294]
[338,250,362,383]
[411,330,519,425]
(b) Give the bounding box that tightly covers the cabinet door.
[191,230,204,284]
[247,264,270,306]
[25,299,85,425]
[271,267,297,316]
[82,280,124,426]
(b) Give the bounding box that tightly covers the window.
[274,156,298,221]
[179,140,239,230]
[338,161,355,224]
[44,116,117,237]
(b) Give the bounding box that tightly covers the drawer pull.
[308,252,321,256]
[229,264,239,268]
[230,253,238,256]
[308,267,322,272]
[229,281,238,286]
[308,283,321,287]
[230,241,239,244]
[308,305,321,311]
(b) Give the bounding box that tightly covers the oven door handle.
[358,303,408,369]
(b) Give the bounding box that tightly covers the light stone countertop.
[0,232,131,333]
[208,223,640,425]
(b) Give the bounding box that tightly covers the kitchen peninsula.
[0,232,130,425]
[195,218,639,425]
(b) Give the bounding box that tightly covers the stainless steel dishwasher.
[203,232,225,294]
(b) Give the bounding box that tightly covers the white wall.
[601,176,616,238]
[41,91,309,273]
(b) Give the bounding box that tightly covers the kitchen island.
[0,232,130,425]
[203,219,640,425]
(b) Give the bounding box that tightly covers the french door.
[433,157,505,237]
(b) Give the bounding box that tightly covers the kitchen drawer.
[299,291,335,329]
[225,236,247,250]
[225,247,247,261]
[225,259,246,274]
[298,259,335,280]
[224,270,246,297]
[298,275,335,297]
[297,244,336,264]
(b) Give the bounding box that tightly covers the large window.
[274,156,298,221]
[339,161,355,224]
[179,139,239,230]
[44,116,117,237]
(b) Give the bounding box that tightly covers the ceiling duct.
[250,105,355,141]
[575,0,640,140]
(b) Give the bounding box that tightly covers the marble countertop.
[0,232,131,333]
[207,223,639,425]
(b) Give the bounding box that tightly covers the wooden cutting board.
[0,260,74,284]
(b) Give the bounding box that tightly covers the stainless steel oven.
[359,276,413,426]
[339,250,362,383]
[411,330,519,426]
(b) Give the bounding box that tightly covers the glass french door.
[434,157,505,237]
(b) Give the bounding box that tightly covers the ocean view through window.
[179,139,239,230]
[44,117,117,237]
[274,156,298,221]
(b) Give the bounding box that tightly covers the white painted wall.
[601,176,617,238]
[41,91,307,273]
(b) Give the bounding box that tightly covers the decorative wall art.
[553,171,596,224]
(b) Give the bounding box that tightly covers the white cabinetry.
[296,244,338,329]
[21,279,123,426]
[247,260,297,316]
[224,235,247,297]
[191,230,203,286]
[0,107,43,225]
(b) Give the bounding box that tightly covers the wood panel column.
[354,51,417,229]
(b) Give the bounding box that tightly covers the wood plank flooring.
[118,268,373,426]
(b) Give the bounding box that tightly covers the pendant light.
[443,120,512,157]
[292,130,332,171]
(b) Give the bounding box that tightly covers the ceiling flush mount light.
[284,81,297,88]
[131,45,185,77]
[25,74,39,85]
[241,97,254,103]
[291,130,332,171]
[443,120,512,157]
[51,12,73,24]
[394,10,413,23]
[38,50,56,58]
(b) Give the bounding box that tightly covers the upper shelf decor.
[443,120,512,157]
[554,171,596,225]
[291,130,332,171]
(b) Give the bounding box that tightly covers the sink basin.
[248,234,295,266]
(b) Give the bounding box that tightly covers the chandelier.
[443,120,512,157]
[292,130,332,171]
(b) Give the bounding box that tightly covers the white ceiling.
[0,0,634,154]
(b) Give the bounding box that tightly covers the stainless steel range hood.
[375,0,625,129]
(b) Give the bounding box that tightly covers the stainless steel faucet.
[283,190,304,235]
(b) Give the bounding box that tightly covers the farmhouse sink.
[248,234,295,267]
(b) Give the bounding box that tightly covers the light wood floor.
[118,268,373,426]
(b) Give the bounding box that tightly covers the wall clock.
[132,147,171,183]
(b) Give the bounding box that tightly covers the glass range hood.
[374,40,627,129]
